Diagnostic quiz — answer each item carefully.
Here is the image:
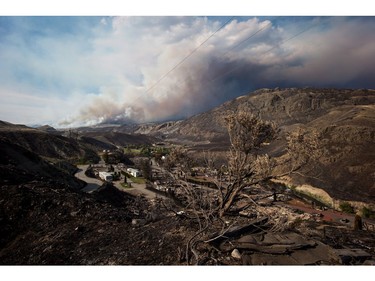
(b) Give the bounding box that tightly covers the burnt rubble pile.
[1,178,375,265]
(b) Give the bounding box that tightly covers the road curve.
[75,165,160,199]
[75,165,103,193]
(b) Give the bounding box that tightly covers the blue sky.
[0,16,374,127]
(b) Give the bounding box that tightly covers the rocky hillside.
[1,89,375,265]
[157,88,375,203]
[0,121,101,164]
[0,179,194,264]
[67,88,374,203]
[166,88,374,141]
[36,124,61,134]
[0,121,189,264]
[80,131,159,147]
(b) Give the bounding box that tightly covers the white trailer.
[99,171,113,182]
[127,168,141,177]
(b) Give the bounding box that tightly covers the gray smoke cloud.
[60,17,273,125]
[2,16,373,127]
[63,17,375,126]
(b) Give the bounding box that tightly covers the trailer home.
[99,171,113,182]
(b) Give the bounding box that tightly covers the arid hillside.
[165,88,374,142]
[79,130,159,147]
[113,88,374,204]
[58,88,375,203]
[0,121,100,163]
[1,88,375,265]
[0,121,189,265]
[158,88,375,203]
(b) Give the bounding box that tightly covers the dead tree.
[217,111,276,217]
[209,112,323,217]
[161,114,324,263]
[285,127,322,174]
[171,112,279,216]
[169,112,322,218]
[163,146,194,174]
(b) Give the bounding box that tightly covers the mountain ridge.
[0,87,374,265]
[1,87,374,203]
[178,88,375,202]
[123,87,374,203]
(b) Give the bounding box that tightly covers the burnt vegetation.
[1,88,375,265]
[156,111,335,264]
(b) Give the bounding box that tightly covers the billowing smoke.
[1,17,374,127]
[60,17,375,126]
[62,17,280,125]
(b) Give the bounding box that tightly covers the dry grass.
[272,177,334,207]
[294,184,334,207]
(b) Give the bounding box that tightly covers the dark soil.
[2,179,375,265]
[0,181,192,265]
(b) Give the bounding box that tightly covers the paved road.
[75,165,161,199]
[113,180,160,200]
[75,165,103,192]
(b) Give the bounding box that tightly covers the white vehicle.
[99,171,113,182]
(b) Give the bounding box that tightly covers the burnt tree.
[218,111,276,217]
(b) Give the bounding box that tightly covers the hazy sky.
[0,16,374,127]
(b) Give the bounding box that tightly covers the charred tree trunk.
[219,183,243,217]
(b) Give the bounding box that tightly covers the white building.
[127,168,141,177]
[99,171,113,182]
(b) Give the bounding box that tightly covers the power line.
[221,20,273,58]
[144,16,235,94]
[152,18,274,94]
[263,23,317,55]
[205,20,320,85]
[144,17,274,96]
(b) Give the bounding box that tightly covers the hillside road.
[75,165,160,199]
[75,165,103,192]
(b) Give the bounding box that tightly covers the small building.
[99,171,113,182]
[127,168,142,177]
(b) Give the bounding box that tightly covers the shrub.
[361,206,373,218]
[339,201,355,214]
